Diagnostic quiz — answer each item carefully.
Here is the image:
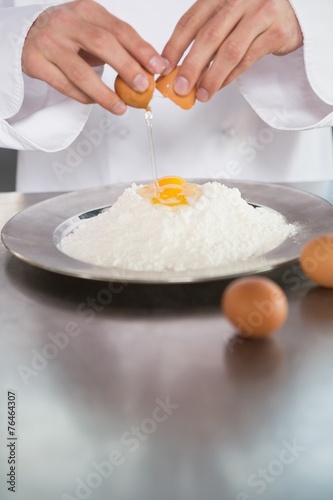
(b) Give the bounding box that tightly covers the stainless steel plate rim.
[2,179,333,283]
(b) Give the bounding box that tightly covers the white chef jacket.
[1,0,333,192]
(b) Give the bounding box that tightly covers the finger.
[172,1,246,95]
[93,16,167,75]
[161,0,222,70]
[72,22,152,91]
[40,5,165,93]
[220,31,277,89]
[67,0,166,74]
[24,30,128,114]
[195,14,272,101]
[78,49,105,68]
[196,61,213,88]
[119,28,169,75]
[44,11,152,91]
[50,48,128,114]
[23,53,94,104]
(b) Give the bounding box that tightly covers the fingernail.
[148,55,166,74]
[162,58,172,75]
[112,101,127,115]
[196,87,210,102]
[133,73,149,92]
[174,76,189,95]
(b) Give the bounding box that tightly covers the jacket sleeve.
[0,3,93,151]
[236,0,333,131]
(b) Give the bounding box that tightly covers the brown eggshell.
[221,277,288,339]
[114,72,155,109]
[300,234,333,288]
[155,67,196,110]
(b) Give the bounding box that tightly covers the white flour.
[60,182,297,271]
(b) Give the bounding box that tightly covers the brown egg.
[155,67,196,110]
[300,234,333,288]
[114,72,155,109]
[221,277,288,339]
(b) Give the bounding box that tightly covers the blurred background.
[0,148,17,192]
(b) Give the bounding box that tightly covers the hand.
[161,0,303,102]
[22,0,166,114]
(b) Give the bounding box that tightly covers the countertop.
[1,182,333,500]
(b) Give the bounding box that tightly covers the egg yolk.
[138,176,202,207]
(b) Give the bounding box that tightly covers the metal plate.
[2,179,333,283]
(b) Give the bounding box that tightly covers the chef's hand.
[22,0,166,114]
[161,0,303,102]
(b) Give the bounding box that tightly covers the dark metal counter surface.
[1,182,333,500]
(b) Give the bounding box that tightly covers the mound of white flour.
[60,182,297,271]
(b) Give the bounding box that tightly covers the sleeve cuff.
[0,4,50,120]
[0,3,103,151]
[236,0,333,131]
[237,49,333,131]
[289,0,333,105]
